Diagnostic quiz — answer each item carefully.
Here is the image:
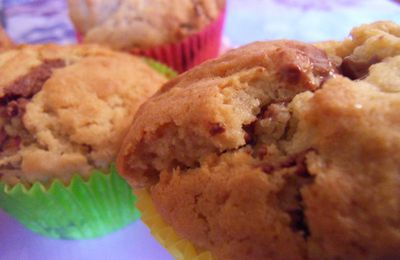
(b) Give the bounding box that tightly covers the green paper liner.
[144,58,177,79]
[0,164,140,239]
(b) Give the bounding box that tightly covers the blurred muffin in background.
[0,26,13,48]
[68,0,226,72]
[0,44,168,239]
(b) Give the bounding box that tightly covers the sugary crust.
[68,0,225,50]
[118,40,336,187]
[0,44,167,185]
[288,75,400,259]
[117,21,400,259]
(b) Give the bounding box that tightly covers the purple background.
[0,213,172,260]
[1,0,400,259]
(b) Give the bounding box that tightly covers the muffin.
[0,44,168,239]
[0,26,13,48]
[117,21,400,259]
[68,0,226,72]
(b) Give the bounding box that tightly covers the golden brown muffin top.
[68,0,225,50]
[0,44,167,185]
[117,21,400,259]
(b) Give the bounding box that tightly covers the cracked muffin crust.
[68,0,225,50]
[0,44,167,185]
[117,21,400,259]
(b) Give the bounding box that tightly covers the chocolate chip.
[3,136,21,152]
[243,123,256,145]
[209,122,226,136]
[280,151,311,178]
[273,44,336,91]
[6,101,19,117]
[261,164,274,174]
[281,157,297,168]
[257,147,268,159]
[2,59,66,103]
[281,64,303,85]
[256,105,268,120]
[340,56,380,80]
[288,209,310,237]
[5,99,27,117]
[296,163,311,178]
[0,128,6,145]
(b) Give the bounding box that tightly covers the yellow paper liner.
[135,189,214,260]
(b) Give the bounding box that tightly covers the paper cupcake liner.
[135,189,214,260]
[0,164,140,239]
[133,8,226,73]
[144,58,177,79]
[76,8,225,73]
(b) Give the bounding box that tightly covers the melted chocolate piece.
[0,128,6,146]
[340,56,380,80]
[6,99,28,117]
[2,59,65,103]
[243,122,256,145]
[209,122,226,136]
[288,209,310,237]
[273,44,337,91]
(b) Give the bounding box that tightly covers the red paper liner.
[76,32,83,43]
[77,8,226,73]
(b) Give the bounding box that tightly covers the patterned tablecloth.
[1,1,400,260]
